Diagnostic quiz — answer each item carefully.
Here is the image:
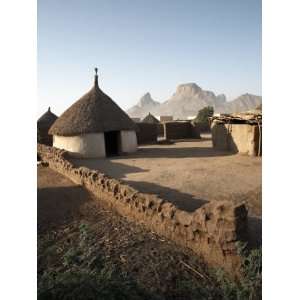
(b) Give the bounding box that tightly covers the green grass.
[38,223,261,300]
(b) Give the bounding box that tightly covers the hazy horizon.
[38,0,261,117]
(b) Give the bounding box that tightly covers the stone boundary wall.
[38,144,248,275]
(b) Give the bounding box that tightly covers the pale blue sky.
[38,0,261,117]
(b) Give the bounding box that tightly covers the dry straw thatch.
[38,107,58,129]
[210,112,262,125]
[49,74,136,136]
[142,113,160,124]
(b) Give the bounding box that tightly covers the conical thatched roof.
[49,71,136,136]
[142,113,159,124]
[37,107,58,129]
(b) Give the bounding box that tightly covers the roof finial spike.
[94,67,99,87]
[48,107,51,112]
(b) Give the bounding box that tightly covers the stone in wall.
[38,143,248,275]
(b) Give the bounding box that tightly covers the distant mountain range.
[127,83,262,119]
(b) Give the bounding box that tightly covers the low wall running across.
[136,123,158,144]
[163,121,205,140]
[38,144,249,275]
[164,121,194,139]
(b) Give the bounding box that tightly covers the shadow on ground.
[70,147,261,247]
[126,180,208,212]
[71,159,149,179]
[120,146,235,159]
[71,159,208,212]
[37,185,93,234]
[248,217,262,249]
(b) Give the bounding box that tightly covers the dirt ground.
[38,165,228,299]
[71,136,261,217]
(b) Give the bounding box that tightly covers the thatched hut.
[37,107,58,146]
[142,113,159,124]
[49,69,137,158]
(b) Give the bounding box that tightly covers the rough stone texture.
[38,144,249,275]
[127,83,262,119]
[136,123,158,144]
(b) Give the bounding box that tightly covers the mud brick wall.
[211,122,262,156]
[136,123,158,145]
[164,121,194,140]
[157,123,164,136]
[38,144,248,275]
[191,123,210,137]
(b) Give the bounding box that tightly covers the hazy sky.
[38,0,261,117]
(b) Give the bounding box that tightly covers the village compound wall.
[38,144,249,275]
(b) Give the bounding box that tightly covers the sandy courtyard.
[71,136,262,216]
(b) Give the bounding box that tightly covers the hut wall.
[157,123,164,136]
[38,127,53,146]
[211,121,261,156]
[136,123,158,144]
[120,130,137,153]
[164,121,194,140]
[53,133,106,158]
[191,123,207,138]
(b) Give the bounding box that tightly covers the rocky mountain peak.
[127,84,262,119]
[175,83,202,95]
[216,94,227,103]
[137,92,157,107]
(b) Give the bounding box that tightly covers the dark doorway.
[104,131,120,156]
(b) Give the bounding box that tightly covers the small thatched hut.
[142,113,160,124]
[37,107,58,146]
[49,69,137,158]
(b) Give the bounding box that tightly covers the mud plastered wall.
[164,121,194,139]
[211,122,261,156]
[136,123,158,144]
[157,123,164,137]
[38,144,248,275]
[37,127,53,146]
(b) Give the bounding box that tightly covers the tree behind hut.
[193,106,214,132]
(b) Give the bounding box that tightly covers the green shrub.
[38,268,152,300]
[215,243,262,300]
[193,106,214,130]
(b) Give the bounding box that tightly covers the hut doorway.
[104,131,120,156]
